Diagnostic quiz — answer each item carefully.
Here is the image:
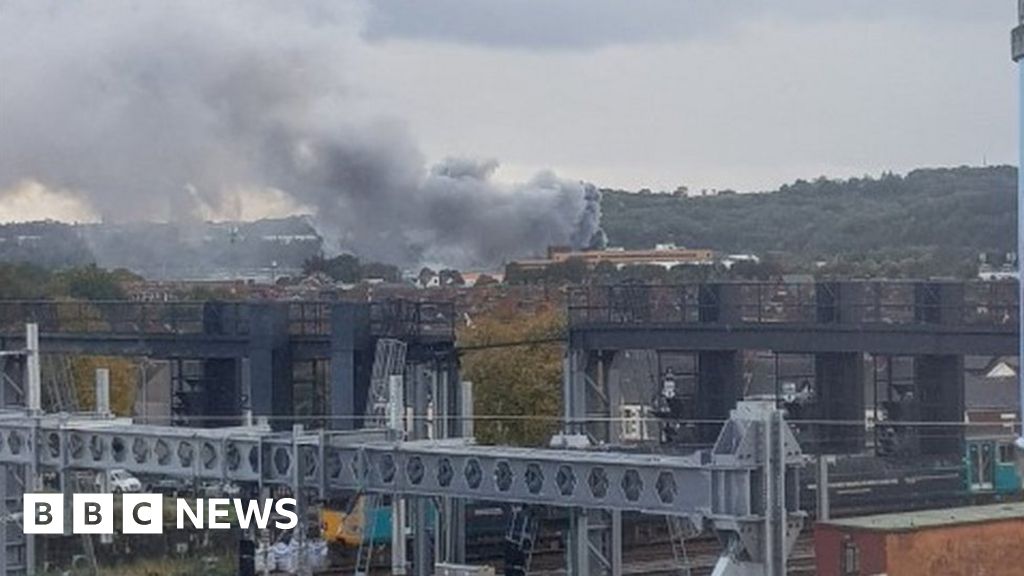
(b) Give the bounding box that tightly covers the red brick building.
[815,502,1024,576]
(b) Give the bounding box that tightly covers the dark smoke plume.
[0,1,603,268]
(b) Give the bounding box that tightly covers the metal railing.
[0,300,251,336]
[0,299,457,340]
[369,300,456,341]
[568,281,1019,328]
[286,300,455,340]
[288,301,333,336]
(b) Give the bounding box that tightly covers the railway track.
[323,522,819,569]
[518,532,816,575]
[324,532,818,575]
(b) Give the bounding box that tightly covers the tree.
[360,261,401,283]
[69,356,138,415]
[0,263,53,299]
[592,260,619,283]
[545,257,588,285]
[439,269,465,286]
[303,253,362,283]
[460,306,565,446]
[52,265,129,300]
[418,267,437,287]
[600,166,1017,279]
[474,274,499,287]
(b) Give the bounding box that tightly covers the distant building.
[977,266,1018,281]
[512,244,715,272]
[461,272,504,287]
[964,356,1019,437]
[721,253,760,269]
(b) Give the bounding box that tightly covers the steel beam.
[572,323,1016,356]
[0,326,805,576]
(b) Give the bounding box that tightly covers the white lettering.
[207,498,231,529]
[176,499,203,529]
[274,498,298,530]
[233,499,274,530]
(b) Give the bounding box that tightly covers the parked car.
[149,477,190,495]
[96,469,142,493]
[200,480,242,498]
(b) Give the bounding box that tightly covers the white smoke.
[0,0,603,268]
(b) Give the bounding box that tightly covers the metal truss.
[0,414,759,517]
[0,326,805,576]
[0,402,804,572]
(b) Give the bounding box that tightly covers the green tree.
[439,269,465,286]
[474,274,499,287]
[460,306,564,446]
[52,265,130,300]
[0,263,53,299]
[600,166,1016,278]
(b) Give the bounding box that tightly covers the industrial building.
[815,503,1024,576]
[511,244,715,273]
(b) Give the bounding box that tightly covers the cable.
[456,336,565,351]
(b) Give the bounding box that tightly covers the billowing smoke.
[0,1,603,268]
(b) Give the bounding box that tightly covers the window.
[620,405,649,441]
[999,442,1015,464]
[841,538,860,576]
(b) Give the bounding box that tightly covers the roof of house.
[821,502,1024,533]
[965,356,1019,410]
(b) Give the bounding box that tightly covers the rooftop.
[821,502,1024,533]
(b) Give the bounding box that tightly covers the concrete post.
[25,323,40,415]
[817,455,830,522]
[460,381,474,439]
[95,368,110,416]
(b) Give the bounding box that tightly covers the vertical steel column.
[389,374,407,575]
[292,424,308,576]
[241,357,254,427]
[763,408,787,576]
[25,324,39,415]
[564,350,588,435]
[409,366,431,576]
[610,510,623,576]
[0,462,6,576]
[567,510,589,576]
[441,366,466,565]
[816,455,830,522]
[1015,5,1024,449]
[24,325,40,574]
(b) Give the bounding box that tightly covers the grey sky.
[363,1,1008,51]
[0,0,1017,227]
[356,0,1016,191]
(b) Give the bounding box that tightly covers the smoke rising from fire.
[0,1,604,268]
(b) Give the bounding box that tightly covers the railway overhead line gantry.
[0,324,806,576]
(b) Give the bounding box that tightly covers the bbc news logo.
[23,494,298,534]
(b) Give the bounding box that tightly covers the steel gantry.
[0,326,805,576]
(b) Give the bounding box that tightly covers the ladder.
[666,516,695,576]
[365,339,407,429]
[354,338,408,573]
[353,493,382,575]
[41,354,78,413]
[503,506,538,576]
